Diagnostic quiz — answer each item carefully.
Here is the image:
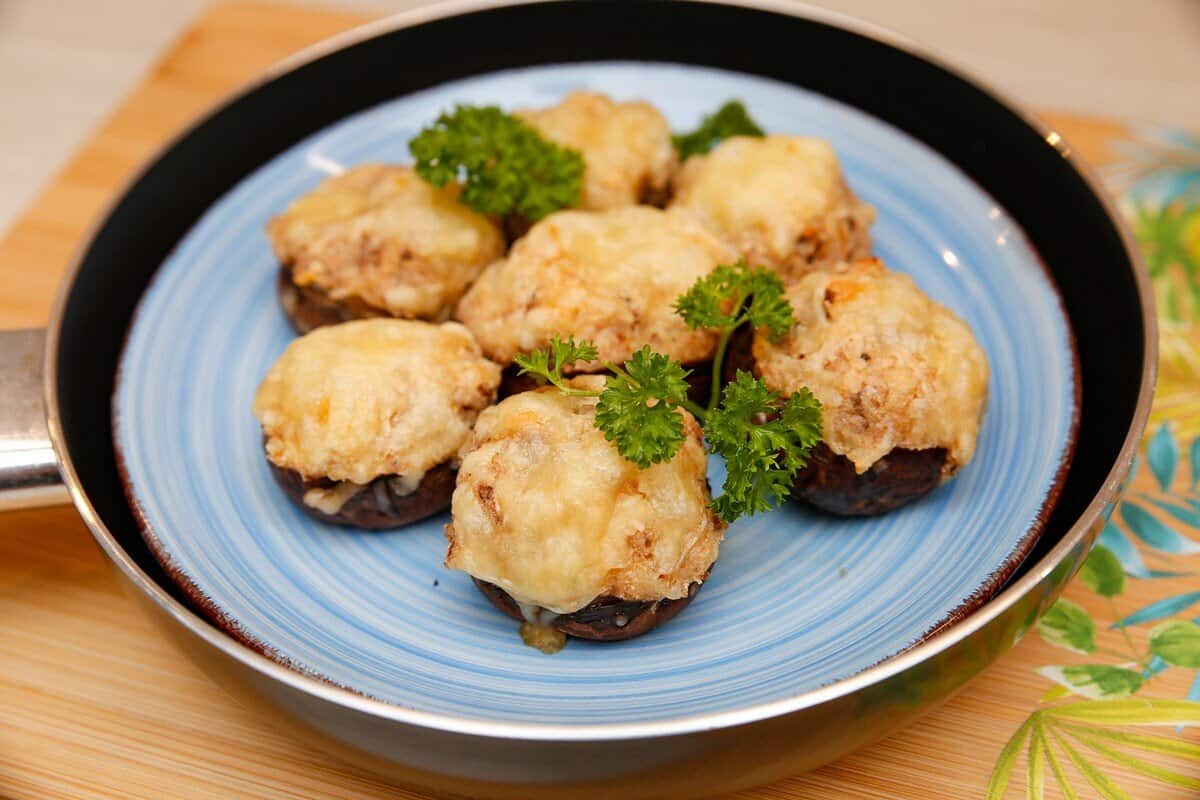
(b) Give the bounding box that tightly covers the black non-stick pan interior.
[57,0,1143,608]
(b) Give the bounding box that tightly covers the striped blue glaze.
[115,63,1075,726]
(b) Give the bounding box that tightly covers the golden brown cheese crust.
[445,378,724,614]
[516,91,677,210]
[753,260,989,474]
[671,135,874,276]
[455,206,735,368]
[266,165,505,320]
[253,319,501,485]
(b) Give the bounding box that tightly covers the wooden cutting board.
[1,3,1196,798]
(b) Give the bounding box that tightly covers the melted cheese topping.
[299,471,427,515]
[266,165,504,319]
[303,482,365,515]
[253,319,501,484]
[456,206,735,367]
[753,260,989,473]
[516,92,677,210]
[445,378,724,614]
[671,135,874,274]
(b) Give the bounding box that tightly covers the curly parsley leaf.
[409,105,584,220]
[513,335,599,391]
[672,100,765,161]
[550,336,599,374]
[674,264,742,331]
[742,272,794,341]
[595,347,693,469]
[515,341,695,467]
[705,372,822,523]
[674,261,793,340]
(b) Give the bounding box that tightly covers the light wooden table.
[0,4,1195,798]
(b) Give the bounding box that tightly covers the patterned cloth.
[988,128,1200,798]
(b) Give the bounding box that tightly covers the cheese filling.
[303,481,366,515]
[253,319,501,485]
[671,135,874,273]
[455,206,735,368]
[445,379,725,614]
[389,471,426,497]
[266,165,504,320]
[753,259,989,474]
[516,91,677,210]
[299,467,431,516]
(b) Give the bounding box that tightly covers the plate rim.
[47,0,1153,742]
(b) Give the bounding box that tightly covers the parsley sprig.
[515,263,823,523]
[410,105,584,221]
[595,349,698,469]
[707,374,822,521]
[515,340,704,468]
[672,100,765,161]
[513,335,598,396]
[674,261,794,412]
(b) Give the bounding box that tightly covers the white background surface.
[1,0,1198,235]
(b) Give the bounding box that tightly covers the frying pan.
[0,1,1154,797]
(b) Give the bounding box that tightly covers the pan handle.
[0,328,69,510]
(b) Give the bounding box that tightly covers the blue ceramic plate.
[115,63,1076,727]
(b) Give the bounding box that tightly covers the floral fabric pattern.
[989,128,1200,798]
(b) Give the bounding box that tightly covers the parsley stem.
[707,308,748,414]
[602,361,634,384]
[680,398,708,420]
[545,375,601,397]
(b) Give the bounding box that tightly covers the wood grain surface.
[0,3,1194,798]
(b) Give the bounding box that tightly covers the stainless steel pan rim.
[43,0,1157,743]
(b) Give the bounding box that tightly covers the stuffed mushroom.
[252,319,501,527]
[445,378,724,648]
[455,205,736,400]
[515,91,677,212]
[671,135,874,278]
[731,259,988,515]
[267,164,505,333]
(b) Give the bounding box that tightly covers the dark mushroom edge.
[791,443,948,516]
[269,459,457,529]
[276,266,389,335]
[473,576,706,642]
